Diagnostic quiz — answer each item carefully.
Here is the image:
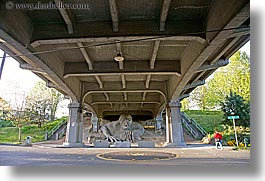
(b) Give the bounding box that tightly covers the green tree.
[25,81,64,126]
[189,85,209,110]
[0,96,10,117]
[49,88,64,121]
[189,51,250,109]
[180,98,189,111]
[5,109,31,142]
[220,92,250,128]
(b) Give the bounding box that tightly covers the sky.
[0,49,70,117]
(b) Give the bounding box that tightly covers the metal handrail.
[181,112,207,137]
[180,112,192,124]
[191,118,207,136]
[58,124,67,138]
[47,119,67,139]
[181,118,197,138]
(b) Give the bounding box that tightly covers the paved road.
[0,143,250,166]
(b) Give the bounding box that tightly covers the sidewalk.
[0,140,250,166]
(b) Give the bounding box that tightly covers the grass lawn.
[184,110,224,133]
[0,127,20,143]
[0,118,66,144]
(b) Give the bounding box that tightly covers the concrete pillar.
[91,115,99,132]
[165,105,172,143]
[63,102,84,147]
[166,100,186,147]
[55,132,59,140]
[82,113,92,144]
[155,115,163,130]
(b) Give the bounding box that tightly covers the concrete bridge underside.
[0,0,250,147]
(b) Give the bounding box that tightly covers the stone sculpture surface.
[100,114,145,142]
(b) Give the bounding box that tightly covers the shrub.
[0,120,14,128]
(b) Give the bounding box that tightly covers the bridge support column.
[91,115,99,132]
[82,112,92,144]
[63,102,84,147]
[155,115,163,130]
[166,100,186,147]
[165,105,171,143]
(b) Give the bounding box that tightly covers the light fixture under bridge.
[114,52,124,62]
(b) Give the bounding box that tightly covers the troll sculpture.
[100,114,145,142]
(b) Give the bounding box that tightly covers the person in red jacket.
[214,130,223,149]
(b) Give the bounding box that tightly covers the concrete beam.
[30,21,204,43]
[196,59,229,73]
[118,61,123,70]
[65,71,180,78]
[95,75,103,89]
[0,2,33,46]
[31,36,205,48]
[170,2,249,100]
[19,63,47,75]
[179,94,190,101]
[183,80,205,91]
[121,74,126,89]
[91,101,160,105]
[2,42,37,66]
[224,34,250,59]
[160,0,172,31]
[115,41,123,69]
[64,60,181,78]
[150,40,160,69]
[77,42,93,70]
[0,29,78,102]
[123,92,127,101]
[210,36,242,65]
[109,0,119,32]
[54,0,74,34]
[91,93,161,103]
[145,75,151,89]
[191,71,205,84]
[83,90,167,104]
[229,26,250,38]
[206,0,249,42]
[142,92,147,101]
[101,110,154,117]
[103,92,110,101]
[99,105,156,116]
[46,81,58,89]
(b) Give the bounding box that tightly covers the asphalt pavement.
[0,142,250,166]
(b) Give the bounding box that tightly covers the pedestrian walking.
[213,130,223,149]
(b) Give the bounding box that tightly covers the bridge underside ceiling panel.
[0,0,249,118]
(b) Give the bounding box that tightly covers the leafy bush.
[0,120,14,128]
[184,110,250,148]
[220,92,250,128]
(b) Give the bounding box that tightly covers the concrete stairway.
[45,120,67,140]
[181,112,207,140]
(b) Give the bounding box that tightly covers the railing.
[46,119,67,140]
[181,112,207,138]
[190,118,207,137]
[58,124,67,139]
[181,112,192,124]
[181,118,198,138]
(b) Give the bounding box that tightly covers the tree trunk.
[18,127,21,143]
